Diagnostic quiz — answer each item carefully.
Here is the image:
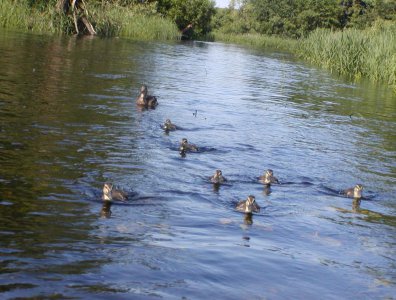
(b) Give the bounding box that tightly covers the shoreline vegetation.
[1,0,395,87]
[213,21,396,87]
[0,0,180,40]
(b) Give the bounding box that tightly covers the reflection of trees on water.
[0,33,155,193]
[0,33,162,286]
[335,198,396,227]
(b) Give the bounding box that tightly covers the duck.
[236,195,260,213]
[136,85,158,108]
[210,169,227,184]
[102,183,128,202]
[179,138,198,155]
[163,119,177,132]
[259,169,279,185]
[342,184,363,199]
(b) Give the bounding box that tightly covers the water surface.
[0,31,395,299]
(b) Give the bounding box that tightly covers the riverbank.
[213,21,396,88]
[1,1,394,87]
[297,22,396,86]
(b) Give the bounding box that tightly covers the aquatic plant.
[0,0,30,30]
[88,2,180,40]
[0,0,179,40]
[214,21,396,87]
[297,21,396,85]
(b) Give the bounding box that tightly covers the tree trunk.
[80,16,97,35]
[57,0,96,35]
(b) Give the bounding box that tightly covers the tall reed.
[0,0,180,40]
[298,22,396,85]
[0,0,30,31]
[90,3,179,40]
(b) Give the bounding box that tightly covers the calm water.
[0,31,395,299]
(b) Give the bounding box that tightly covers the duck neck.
[137,93,146,103]
[103,193,112,201]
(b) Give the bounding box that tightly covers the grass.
[297,21,396,85]
[1,1,394,86]
[214,22,396,87]
[0,0,180,40]
[90,3,179,40]
[213,32,298,52]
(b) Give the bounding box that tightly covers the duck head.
[164,119,174,131]
[246,195,256,206]
[262,169,274,184]
[353,184,363,198]
[181,138,188,146]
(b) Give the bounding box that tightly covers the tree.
[165,0,216,37]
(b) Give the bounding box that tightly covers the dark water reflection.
[0,31,395,299]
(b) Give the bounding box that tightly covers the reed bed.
[214,23,396,86]
[0,0,38,32]
[90,4,179,40]
[214,32,297,51]
[1,1,394,85]
[0,0,179,40]
[298,22,396,85]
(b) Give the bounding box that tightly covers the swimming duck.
[342,184,363,199]
[236,195,260,213]
[179,138,198,155]
[210,169,227,184]
[102,183,128,202]
[259,169,279,185]
[163,119,177,132]
[136,85,158,108]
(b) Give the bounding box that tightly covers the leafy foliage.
[213,0,396,38]
[159,0,216,36]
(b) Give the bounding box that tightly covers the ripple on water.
[0,33,395,299]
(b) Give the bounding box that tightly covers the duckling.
[236,195,260,213]
[259,169,279,185]
[342,184,363,199]
[102,183,128,202]
[163,119,177,132]
[136,85,158,108]
[210,169,227,184]
[179,138,198,154]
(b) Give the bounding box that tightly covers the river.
[0,31,395,299]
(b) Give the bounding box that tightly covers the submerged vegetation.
[0,0,395,86]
